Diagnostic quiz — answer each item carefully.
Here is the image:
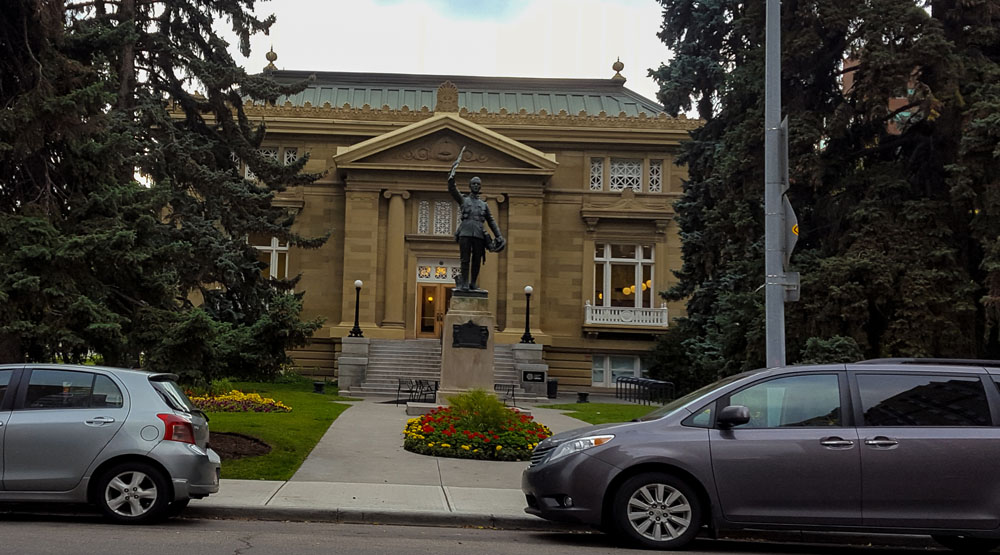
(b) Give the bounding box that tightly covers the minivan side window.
[857,374,990,426]
[727,374,841,428]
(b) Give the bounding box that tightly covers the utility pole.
[764,0,786,368]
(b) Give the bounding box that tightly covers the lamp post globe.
[520,285,535,344]
[349,280,364,338]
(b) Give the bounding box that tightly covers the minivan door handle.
[864,437,899,447]
[820,437,854,448]
[84,416,116,426]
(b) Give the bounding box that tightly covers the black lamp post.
[349,279,364,338]
[520,285,535,344]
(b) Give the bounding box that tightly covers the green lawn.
[205,381,355,480]
[537,402,658,425]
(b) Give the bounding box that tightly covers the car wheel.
[96,462,169,524]
[611,472,702,550]
[932,535,1000,553]
[166,498,191,518]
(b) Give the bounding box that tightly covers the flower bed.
[404,406,551,461]
[189,390,292,413]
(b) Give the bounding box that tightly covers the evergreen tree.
[0,1,324,381]
[649,0,999,391]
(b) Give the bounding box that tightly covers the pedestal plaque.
[437,291,496,404]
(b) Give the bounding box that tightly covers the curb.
[183,505,591,532]
[184,505,939,549]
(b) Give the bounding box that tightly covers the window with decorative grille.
[609,158,642,192]
[590,158,604,191]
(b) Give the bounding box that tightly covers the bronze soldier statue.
[448,147,505,291]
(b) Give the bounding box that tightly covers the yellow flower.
[441,443,451,448]
[461,445,470,450]
[428,443,435,447]
[496,445,502,450]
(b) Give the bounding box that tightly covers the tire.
[166,498,191,518]
[95,462,169,524]
[611,472,702,550]
[933,535,1000,553]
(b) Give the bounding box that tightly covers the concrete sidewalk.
[185,395,597,530]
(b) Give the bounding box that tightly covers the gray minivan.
[522,359,1000,552]
[0,364,220,523]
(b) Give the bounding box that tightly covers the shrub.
[446,388,511,432]
[403,390,552,462]
[190,390,292,413]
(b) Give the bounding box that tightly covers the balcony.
[584,301,669,334]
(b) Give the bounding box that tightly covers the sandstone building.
[247,57,698,392]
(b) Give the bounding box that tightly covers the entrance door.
[418,284,453,338]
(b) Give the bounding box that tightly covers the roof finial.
[264,46,278,72]
[611,57,626,83]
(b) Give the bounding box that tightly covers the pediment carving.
[333,113,557,175]
[363,130,528,170]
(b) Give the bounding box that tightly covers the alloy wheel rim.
[105,471,158,517]
[626,483,692,541]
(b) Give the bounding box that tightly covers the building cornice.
[243,101,702,133]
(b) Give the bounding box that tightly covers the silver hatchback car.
[523,359,1000,552]
[0,364,220,523]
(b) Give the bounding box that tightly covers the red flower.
[422,425,434,434]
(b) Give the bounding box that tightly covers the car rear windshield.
[150,378,196,412]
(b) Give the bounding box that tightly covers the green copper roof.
[266,71,664,117]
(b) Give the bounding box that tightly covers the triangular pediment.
[333,113,557,175]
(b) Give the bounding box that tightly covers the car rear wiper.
[190,408,210,422]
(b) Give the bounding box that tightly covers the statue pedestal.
[437,292,495,404]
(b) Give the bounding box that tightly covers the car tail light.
[157,413,195,444]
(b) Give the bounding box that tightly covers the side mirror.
[717,405,750,429]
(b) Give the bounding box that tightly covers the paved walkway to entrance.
[189,394,597,526]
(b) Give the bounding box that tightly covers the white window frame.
[592,355,647,387]
[251,236,289,279]
[594,244,655,308]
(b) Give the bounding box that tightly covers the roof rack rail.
[856,358,1000,368]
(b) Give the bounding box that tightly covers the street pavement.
[186,392,596,530]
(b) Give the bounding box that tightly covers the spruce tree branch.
[21,11,43,90]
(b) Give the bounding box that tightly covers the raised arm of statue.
[447,146,466,203]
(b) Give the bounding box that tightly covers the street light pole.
[520,285,535,344]
[349,279,364,338]
[764,0,786,368]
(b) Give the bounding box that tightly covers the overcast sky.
[230,0,670,103]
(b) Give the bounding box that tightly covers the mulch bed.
[209,432,271,460]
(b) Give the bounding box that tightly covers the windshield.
[637,371,759,422]
[150,378,196,412]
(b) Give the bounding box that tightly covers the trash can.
[546,379,558,399]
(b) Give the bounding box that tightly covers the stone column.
[481,195,503,319]
[503,195,543,338]
[341,189,380,329]
[382,190,410,328]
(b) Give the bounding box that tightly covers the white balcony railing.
[584,301,669,327]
